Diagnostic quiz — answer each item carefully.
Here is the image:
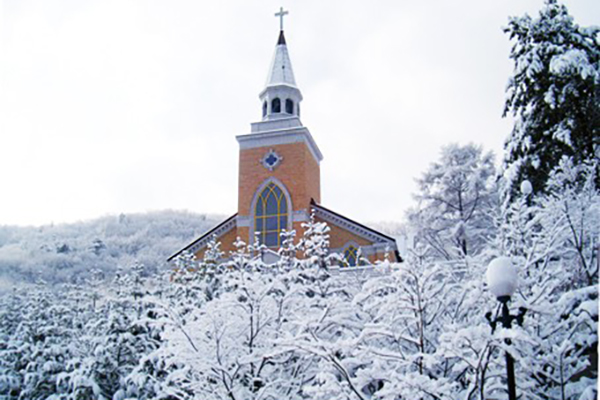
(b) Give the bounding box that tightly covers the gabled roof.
[310,199,399,246]
[265,30,297,88]
[167,213,237,262]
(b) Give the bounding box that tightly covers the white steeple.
[259,9,303,122]
[265,31,297,88]
[240,8,322,167]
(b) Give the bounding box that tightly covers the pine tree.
[503,0,600,200]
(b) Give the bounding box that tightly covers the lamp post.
[486,257,526,400]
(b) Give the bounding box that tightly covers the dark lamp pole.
[486,257,526,400]
[499,296,517,400]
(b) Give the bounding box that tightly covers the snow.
[550,49,594,79]
[0,4,597,397]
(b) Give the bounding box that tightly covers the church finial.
[275,7,288,31]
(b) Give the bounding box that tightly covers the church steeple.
[259,8,302,121]
[265,30,297,88]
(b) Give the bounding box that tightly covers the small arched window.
[285,99,294,114]
[262,101,267,117]
[255,182,288,247]
[271,98,281,113]
[343,245,359,267]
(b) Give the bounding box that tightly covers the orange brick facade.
[237,142,320,217]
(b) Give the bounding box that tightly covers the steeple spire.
[258,8,302,121]
[265,32,297,87]
[265,8,296,88]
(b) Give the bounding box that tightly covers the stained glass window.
[255,183,288,247]
[343,245,359,267]
[265,153,278,166]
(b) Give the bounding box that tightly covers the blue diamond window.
[260,149,283,171]
[266,153,278,166]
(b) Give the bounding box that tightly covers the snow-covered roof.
[265,31,297,88]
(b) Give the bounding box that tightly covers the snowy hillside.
[0,211,222,289]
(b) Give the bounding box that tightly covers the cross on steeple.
[275,7,288,31]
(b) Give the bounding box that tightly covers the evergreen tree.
[503,0,600,200]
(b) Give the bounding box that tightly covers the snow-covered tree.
[503,0,600,200]
[542,158,599,287]
[299,213,339,269]
[158,252,319,400]
[351,258,462,399]
[277,229,299,272]
[407,143,497,260]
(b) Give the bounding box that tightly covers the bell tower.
[235,9,323,247]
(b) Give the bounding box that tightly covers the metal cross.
[275,7,289,31]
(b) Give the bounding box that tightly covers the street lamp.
[520,180,533,197]
[486,257,526,400]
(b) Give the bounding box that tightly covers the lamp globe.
[520,180,533,196]
[486,257,518,300]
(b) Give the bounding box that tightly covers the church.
[170,9,400,266]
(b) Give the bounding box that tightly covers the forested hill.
[0,211,222,290]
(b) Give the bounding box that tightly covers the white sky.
[1,0,599,227]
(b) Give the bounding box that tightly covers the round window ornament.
[260,149,283,171]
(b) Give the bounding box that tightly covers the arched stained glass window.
[255,183,288,247]
[271,98,281,113]
[343,245,359,267]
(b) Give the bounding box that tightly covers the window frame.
[252,180,292,248]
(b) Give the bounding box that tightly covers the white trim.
[313,206,397,248]
[251,116,302,132]
[237,126,323,164]
[236,215,251,227]
[186,218,237,256]
[331,244,380,257]
[292,209,310,222]
[249,177,293,246]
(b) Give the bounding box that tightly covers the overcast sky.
[1,0,599,227]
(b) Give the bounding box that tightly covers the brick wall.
[238,142,320,217]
